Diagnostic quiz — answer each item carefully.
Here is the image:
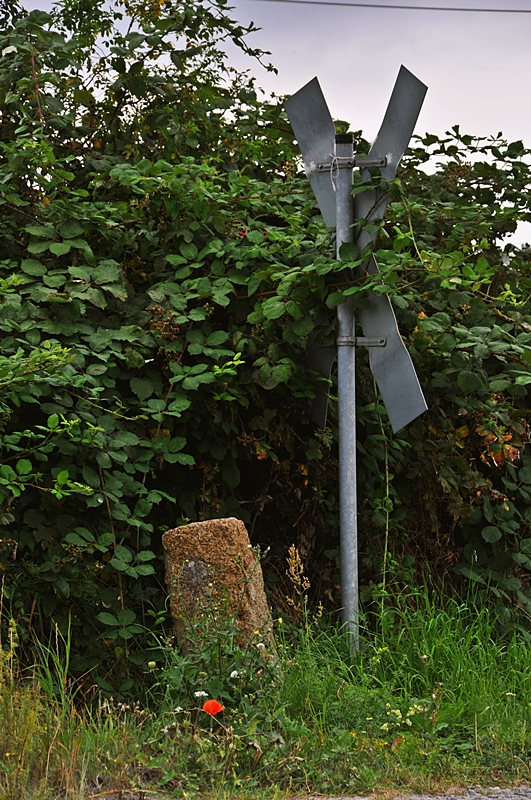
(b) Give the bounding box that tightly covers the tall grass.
[278,589,531,792]
[1,588,531,798]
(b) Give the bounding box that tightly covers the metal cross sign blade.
[284,77,337,227]
[354,66,428,431]
[305,311,336,429]
[355,65,428,258]
[358,259,427,433]
[307,292,427,433]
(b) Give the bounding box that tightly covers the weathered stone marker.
[162,517,274,652]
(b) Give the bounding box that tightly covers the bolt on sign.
[285,66,428,650]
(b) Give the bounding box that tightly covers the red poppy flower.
[202,699,223,716]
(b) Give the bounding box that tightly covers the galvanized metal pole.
[335,133,359,652]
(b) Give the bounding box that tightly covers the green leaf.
[114,545,132,562]
[338,242,358,261]
[55,579,71,599]
[512,553,531,570]
[136,550,155,562]
[97,612,119,626]
[117,609,136,625]
[271,364,292,383]
[489,379,512,392]
[130,377,154,401]
[64,533,91,547]
[21,259,46,276]
[167,397,191,414]
[135,564,155,576]
[168,437,186,452]
[437,333,456,352]
[85,288,107,309]
[457,371,482,394]
[165,255,187,267]
[292,317,315,337]
[92,261,121,284]
[207,331,229,346]
[182,373,215,390]
[262,298,285,320]
[87,364,107,376]
[47,414,59,430]
[521,538,531,555]
[96,452,112,469]
[163,452,183,463]
[15,459,32,475]
[180,242,198,260]
[57,219,84,239]
[49,242,72,256]
[246,230,264,245]
[124,347,144,368]
[28,240,52,254]
[173,453,195,465]
[75,527,95,541]
[133,498,152,517]
[24,224,55,239]
[110,557,130,571]
[98,533,115,547]
[113,431,140,447]
[482,525,502,543]
[56,470,70,485]
[82,467,100,488]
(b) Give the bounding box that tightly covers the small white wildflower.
[421,654,429,661]
[163,725,170,733]
[230,670,239,678]
[506,692,516,696]
[174,706,183,712]
[380,722,389,731]
[405,718,412,726]
[256,642,266,650]
[194,690,208,697]
[147,661,156,670]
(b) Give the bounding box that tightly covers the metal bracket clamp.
[337,336,387,347]
[316,156,387,171]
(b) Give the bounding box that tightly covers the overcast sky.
[227,0,531,247]
[229,1,531,144]
[20,0,531,244]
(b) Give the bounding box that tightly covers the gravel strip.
[295,788,531,800]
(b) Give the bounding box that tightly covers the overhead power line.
[249,0,531,13]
